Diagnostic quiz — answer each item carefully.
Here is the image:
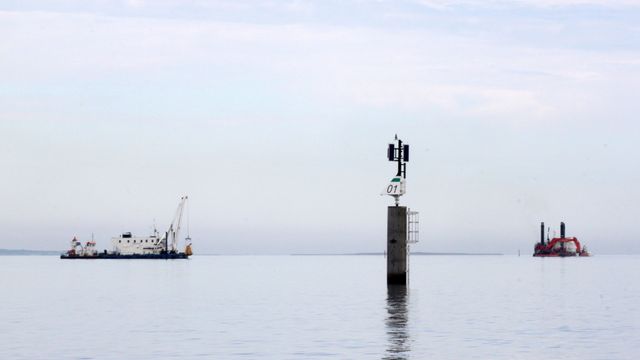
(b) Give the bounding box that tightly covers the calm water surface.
[1,255,638,359]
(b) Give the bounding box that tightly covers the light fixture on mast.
[382,134,409,206]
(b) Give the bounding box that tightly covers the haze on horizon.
[1,1,639,255]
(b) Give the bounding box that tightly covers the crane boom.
[166,196,188,252]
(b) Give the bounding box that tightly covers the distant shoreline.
[0,250,504,256]
[0,249,61,256]
[291,252,504,256]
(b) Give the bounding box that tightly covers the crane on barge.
[61,196,192,259]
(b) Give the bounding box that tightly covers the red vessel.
[533,222,590,257]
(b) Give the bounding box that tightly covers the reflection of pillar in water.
[384,285,410,359]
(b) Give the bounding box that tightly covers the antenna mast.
[383,134,410,206]
[185,197,191,244]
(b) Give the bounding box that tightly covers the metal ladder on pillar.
[407,210,419,283]
[408,210,419,245]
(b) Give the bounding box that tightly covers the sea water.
[1,255,638,359]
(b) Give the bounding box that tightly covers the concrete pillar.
[387,206,407,285]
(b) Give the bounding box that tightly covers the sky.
[1,0,639,254]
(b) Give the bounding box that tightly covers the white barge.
[61,196,192,259]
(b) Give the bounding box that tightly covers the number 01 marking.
[387,185,398,193]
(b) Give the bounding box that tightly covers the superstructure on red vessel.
[534,222,590,257]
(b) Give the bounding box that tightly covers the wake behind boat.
[61,196,192,259]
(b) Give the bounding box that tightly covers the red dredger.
[534,222,590,257]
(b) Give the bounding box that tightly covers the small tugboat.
[61,196,192,259]
[533,222,590,257]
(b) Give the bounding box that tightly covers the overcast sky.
[1,0,639,254]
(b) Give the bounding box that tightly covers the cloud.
[1,5,638,123]
[125,0,146,9]
[414,0,640,9]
